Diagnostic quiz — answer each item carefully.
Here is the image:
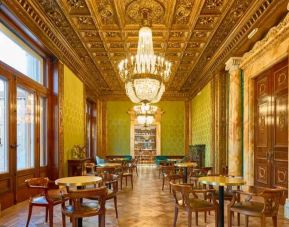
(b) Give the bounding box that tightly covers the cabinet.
[67,159,91,176]
[134,126,156,164]
[189,145,206,168]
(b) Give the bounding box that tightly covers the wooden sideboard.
[67,159,92,176]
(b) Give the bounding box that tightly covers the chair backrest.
[170,183,191,206]
[162,166,177,175]
[261,188,287,215]
[99,173,119,193]
[25,177,49,196]
[95,167,115,175]
[63,186,107,214]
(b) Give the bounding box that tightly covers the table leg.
[77,186,83,227]
[218,186,224,227]
[183,167,188,183]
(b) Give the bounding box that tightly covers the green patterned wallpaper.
[107,101,132,155]
[191,83,212,166]
[63,65,85,176]
[156,101,185,155]
[106,101,185,156]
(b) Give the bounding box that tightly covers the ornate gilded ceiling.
[2,0,288,99]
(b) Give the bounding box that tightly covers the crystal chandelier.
[118,9,172,103]
[134,103,157,126]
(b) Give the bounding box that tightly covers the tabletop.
[198,176,246,186]
[174,162,198,168]
[97,163,122,168]
[55,176,102,187]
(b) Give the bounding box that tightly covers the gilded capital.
[225,57,242,74]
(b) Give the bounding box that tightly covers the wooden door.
[254,59,288,188]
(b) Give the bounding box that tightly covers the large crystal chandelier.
[118,9,172,103]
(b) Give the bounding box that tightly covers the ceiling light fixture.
[118,8,172,103]
[134,103,157,126]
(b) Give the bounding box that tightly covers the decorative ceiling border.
[189,0,284,97]
[240,12,289,69]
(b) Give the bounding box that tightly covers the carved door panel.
[254,59,288,189]
[255,74,272,188]
[272,62,288,188]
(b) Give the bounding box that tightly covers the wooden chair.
[119,163,134,189]
[162,166,183,192]
[189,167,213,188]
[85,162,95,175]
[228,187,286,227]
[88,173,119,218]
[170,182,218,227]
[61,186,107,227]
[131,157,139,176]
[25,177,64,227]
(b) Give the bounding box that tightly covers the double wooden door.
[254,59,288,188]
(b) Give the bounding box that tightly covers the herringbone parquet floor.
[0,165,289,226]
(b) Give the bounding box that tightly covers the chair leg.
[26,203,33,227]
[245,215,248,227]
[126,176,127,186]
[101,213,105,227]
[48,205,53,227]
[162,177,165,191]
[173,207,178,227]
[72,218,77,227]
[195,211,198,226]
[272,216,277,227]
[228,210,232,227]
[45,207,48,222]
[237,213,241,226]
[62,213,66,227]
[188,211,192,227]
[98,215,102,226]
[136,167,138,176]
[120,177,123,190]
[204,211,207,223]
[215,210,218,227]
[261,216,266,227]
[114,196,118,218]
[131,175,133,189]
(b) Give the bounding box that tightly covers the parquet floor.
[0,165,289,226]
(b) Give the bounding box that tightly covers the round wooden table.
[55,176,102,227]
[199,176,246,227]
[174,162,197,183]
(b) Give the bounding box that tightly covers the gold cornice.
[188,0,283,97]
[240,12,289,69]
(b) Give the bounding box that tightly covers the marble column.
[225,57,243,176]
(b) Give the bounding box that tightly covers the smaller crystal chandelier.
[118,9,172,103]
[134,103,157,126]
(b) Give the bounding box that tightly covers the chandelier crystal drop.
[134,103,157,126]
[118,12,172,103]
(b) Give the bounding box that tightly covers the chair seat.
[63,201,100,217]
[122,172,132,176]
[31,192,62,205]
[231,201,264,215]
[87,189,116,200]
[178,198,214,209]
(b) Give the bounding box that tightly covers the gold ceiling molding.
[189,0,285,98]
[2,0,287,99]
[240,12,289,69]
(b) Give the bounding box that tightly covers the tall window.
[0,23,44,85]
[17,87,35,170]
[0,77,8,173]
[40,97,47,166]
